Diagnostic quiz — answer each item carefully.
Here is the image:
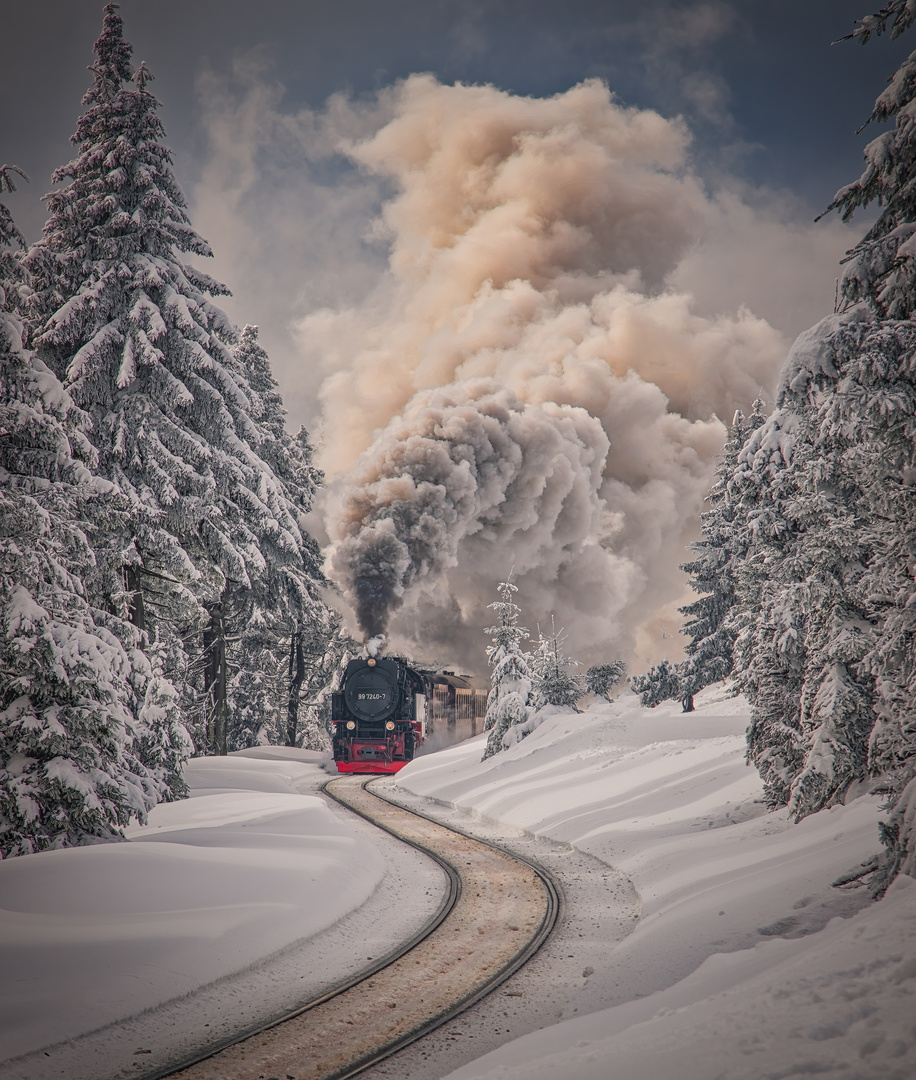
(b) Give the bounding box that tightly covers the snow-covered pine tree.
[22,4,223,673]
[728,383,818,809]
[0,163,29,305]
[585,661,628,702]
[482,577,533,759]
[282,620,358,751]
[815,313,916,889]
[24,8,331,753]
[630,658,682,709]
[733,218,910,823]
[779,329,882,819]
[306,627,361,744]
[630,655,701,711]
[730,310,895,817]
[629,403,763,716]
[530,619,582,711]
[0,166,186,856]
[838,0,916,43]
[856,327,916,793]
[678,401,764,695]
[821,3,916,891]
[731,6,916,856]
[690,2,916,884]
[224,326,332,751]
[823,0,916,320]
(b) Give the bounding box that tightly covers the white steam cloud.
[308,75,788,671]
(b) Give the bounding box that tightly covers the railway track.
[159,774,560,1080]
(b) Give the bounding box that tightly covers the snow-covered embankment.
[395,685,916,1079]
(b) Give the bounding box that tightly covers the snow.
[441,876,916,1080]
[391,685,915,1080]
[776,306,876,399]
[2,686,914,1080]
[0,748,447,1078]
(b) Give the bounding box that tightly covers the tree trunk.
[286,625,305,747]
[124,564,146,632]
[204,601,228,755]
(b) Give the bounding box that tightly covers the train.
[331,655,488,774]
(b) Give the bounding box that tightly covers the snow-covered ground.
[394,685,916,1079]
[2,687,914,1080]
[0,748,447,1080]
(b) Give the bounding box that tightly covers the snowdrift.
[396,685,916,1079]
[0,751,386,1062]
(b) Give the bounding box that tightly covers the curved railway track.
[160,774,560,1080]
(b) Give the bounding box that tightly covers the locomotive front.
[331,656,425,774]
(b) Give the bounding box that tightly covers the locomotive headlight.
[346,721,356,730]
[385,721,395,731]
[367,658,377,667]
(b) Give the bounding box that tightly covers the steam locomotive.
[331,655,487,774]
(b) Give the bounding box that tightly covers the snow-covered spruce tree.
[229,610,349,752]
[780,336,878,821]
[814,315,916,890]
[731,381,870,814]
[530,619,582,711]
[823,1,916,321]
[820,3,916,889]
[0,166,184,856]
[22,5,219,672]
[734,321,902,821]
[630,655,702,711]
[678,401,764,696]
[630,658,681,709]
[585,661,628,702]
[634,403,764,716]
[0,164,29,304]
[735,6,916,839]
[712,4,916,884]
[726,396,809,806]
[279,619,358,751]
[224,326,332,751]
[482,578,533,760]
[24,9,331,753]
[856,326,916,791]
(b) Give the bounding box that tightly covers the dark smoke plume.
[327,380,608,641]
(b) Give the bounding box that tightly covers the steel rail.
[156,774,560,1080]
[323,776,562,1079]
[143,779,460,1080]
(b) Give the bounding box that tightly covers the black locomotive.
[331,655,487,774]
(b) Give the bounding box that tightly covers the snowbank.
[0,751,385,1061]
[395,685,915,1079]
[443,876,916,1080]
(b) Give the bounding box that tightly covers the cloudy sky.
[4,1,909,411]
[3,0,912,669]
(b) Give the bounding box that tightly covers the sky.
[4,0,915,671]
[4,0,911,405]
